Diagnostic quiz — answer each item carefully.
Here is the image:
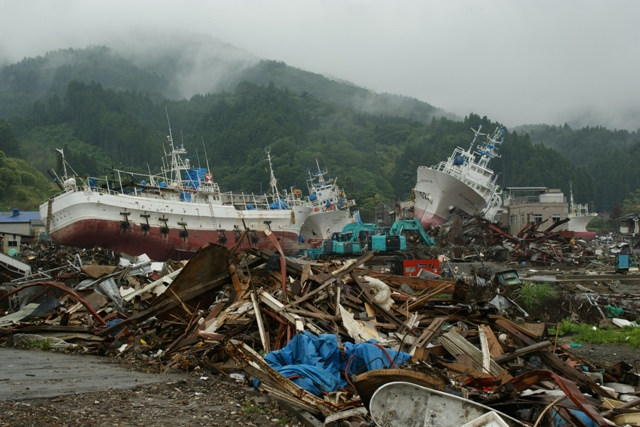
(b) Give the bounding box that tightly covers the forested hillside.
[0,44,638,218]
[516,124,640,216]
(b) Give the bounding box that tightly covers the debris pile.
[435,215,624,269]
[1,238,640,426]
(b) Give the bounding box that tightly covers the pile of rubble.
[434,215,634,270]
[1,237,640,426]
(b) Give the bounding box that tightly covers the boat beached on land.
[413,126,504,227]
[567,182,597,240]
[40,130,312,260]
[286,157,357,245]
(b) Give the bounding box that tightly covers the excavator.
[371,218,436,252]
[306,219,436,269]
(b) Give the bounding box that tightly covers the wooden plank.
[251,291,270,353]
[259,291,323,335]
[150,244,229,322]
[403,282,456,311]
[364,302,377,325]
[440,330,504,377]
[285,308,340,322]
[479,324,504,357]
[198,301,226,331]
[99,270,229,336]
[200,300,252,334]
[277,279,335,311]
[492,316,615,399]
[122,269,181,302]
[433,360,492,378]
[493,340,552,364]
[278,252,376,312]
[478,326,491,373]
[409,316,447,353]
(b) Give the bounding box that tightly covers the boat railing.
[220,191,296,211]
[68,172,207,201]
[62,170,302,211]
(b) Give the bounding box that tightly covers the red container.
[402,259,440,276]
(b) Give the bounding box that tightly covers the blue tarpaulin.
[269,199,289,209]
[184,168,208,188]
[260,331,411,396]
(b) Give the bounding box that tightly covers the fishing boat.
[39,130,312,261]
[567,182,597,240]
[286,158,357,245]
[369,381,524,427]
[413,126,504,227]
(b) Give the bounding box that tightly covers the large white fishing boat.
[39,130,312,260]
[413,126,504,227]
[567,182,597,240]
[286,158,357,245]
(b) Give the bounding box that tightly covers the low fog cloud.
[2,0,639,130]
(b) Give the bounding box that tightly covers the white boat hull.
[567,214,597,232]
[40,188,311,260]
[286,160,357,245]
[413,167,489,227]
[567,213,598,240]
[300,208,354,243]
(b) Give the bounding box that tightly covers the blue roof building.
[0,209,44,255]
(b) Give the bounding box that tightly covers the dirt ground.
[2,341,639,427]
[0,369,304,427]
[563,340,640,370]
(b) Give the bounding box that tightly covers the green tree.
[0,120,22,157]
[622,188,640,215]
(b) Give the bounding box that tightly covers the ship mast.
[202,137,212,179]
[314,157,326,185]
[163,107,187,187]
[569,181,576,215]
[55,148,69,179]
[265,147,281,203]
[469,126,485,153]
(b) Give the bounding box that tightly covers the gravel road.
[0,373,302,427]
[0,348,304,427]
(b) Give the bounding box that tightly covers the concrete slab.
[0,348,182,401]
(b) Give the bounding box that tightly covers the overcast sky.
[2,0,639,130]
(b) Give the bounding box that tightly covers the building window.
[7,241,18,247]
[552,215,561,223]
[534,214,543,223]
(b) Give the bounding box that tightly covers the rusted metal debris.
[1,238,640,426]
[435,214,607,267]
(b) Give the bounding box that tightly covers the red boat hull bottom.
[50,219,302,260]
[413,207,447,228]
[572,231,597,241]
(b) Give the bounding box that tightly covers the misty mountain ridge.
[0,33,450,123]
[0,31,639,216]
[1,30,634,131]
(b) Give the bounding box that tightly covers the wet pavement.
[0,348,182,401]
